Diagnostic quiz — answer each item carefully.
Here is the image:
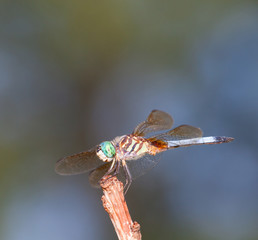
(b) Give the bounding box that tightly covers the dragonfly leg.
[122,160,132,194]
[105,158,117,176]
[114,159,121,176]
[101,158,117,184]
[102,158,121,183]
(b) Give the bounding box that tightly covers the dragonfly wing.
[55,147,104,175]
[149,124,203,142]
[133,110,174,136]
[89,162,128,188]
[126,154,162,180]
[89,154,162,187]
[89,162,112,188]
[149,125,233,148]
[89,161,131,188]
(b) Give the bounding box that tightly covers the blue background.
[1,1,257,239]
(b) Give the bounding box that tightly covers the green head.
[100,141,116,158]
[96,141,116,162]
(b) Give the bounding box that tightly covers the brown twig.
[100,175,142,240]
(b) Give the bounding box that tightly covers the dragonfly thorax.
[117,135,150,161]
[96,141,116,162]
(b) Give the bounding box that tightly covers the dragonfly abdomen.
[147,138,169,155]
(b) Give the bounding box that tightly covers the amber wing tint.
[133,110,174,137]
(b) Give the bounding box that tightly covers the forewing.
[149,125,203,142]
[133,110,174,137]
[55,147,104,175]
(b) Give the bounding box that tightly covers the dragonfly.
[55,110,234,193]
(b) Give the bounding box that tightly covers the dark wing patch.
[133,110,173,137]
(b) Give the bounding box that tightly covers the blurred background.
[1,0,258,240]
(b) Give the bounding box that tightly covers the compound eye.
[100,141,116,158]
